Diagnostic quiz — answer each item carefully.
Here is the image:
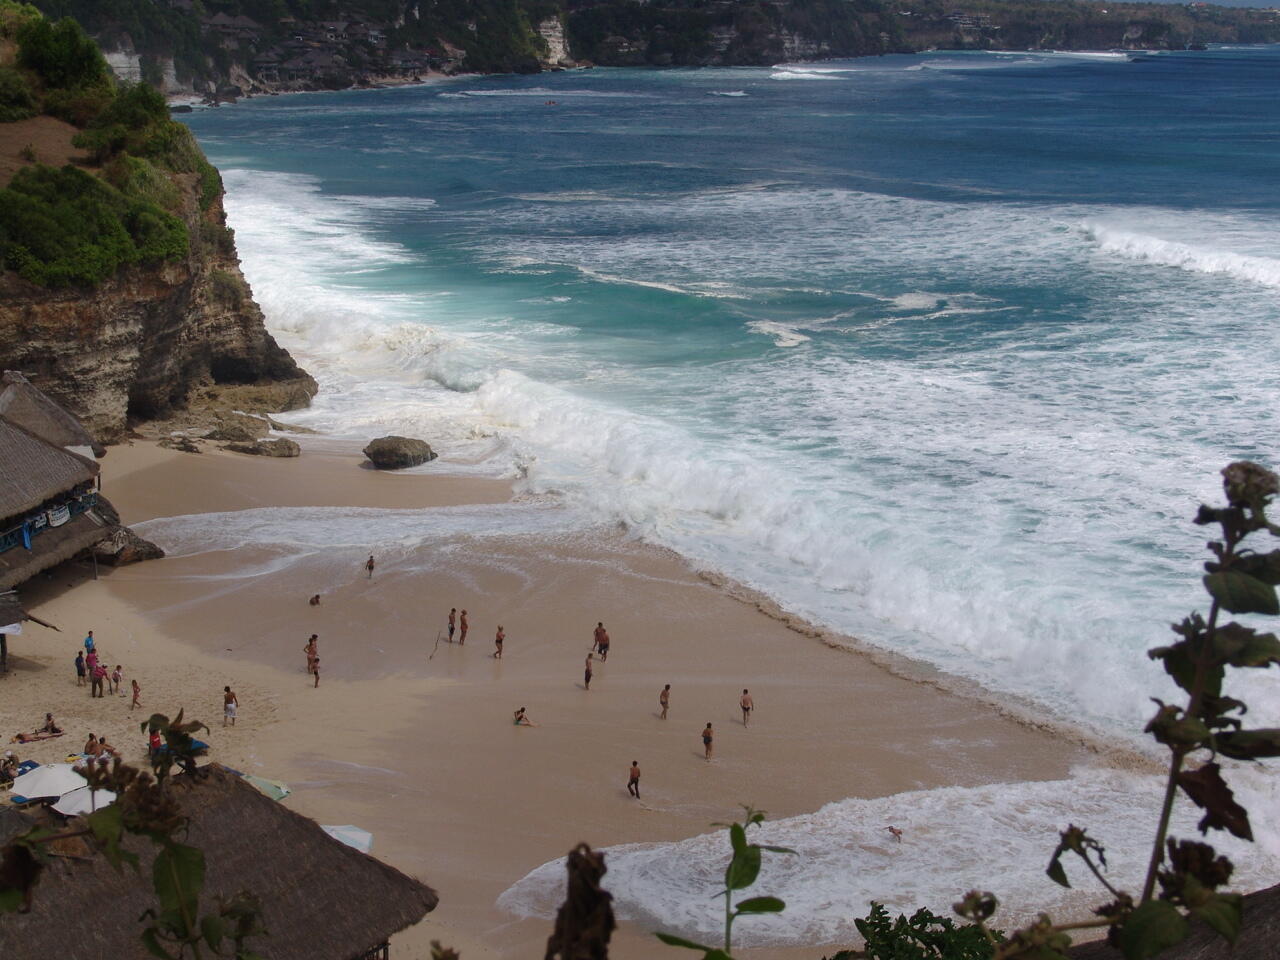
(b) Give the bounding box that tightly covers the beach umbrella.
[10,763,85,800]
[242,775,290,802]
[51,786,117,817]
[321,824,373,854]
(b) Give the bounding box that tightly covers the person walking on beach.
[90,661,107,698]
[702,723,714,760]
[130,678,141,712]
[223,686,238,727]
[740,689,754,727]
[627,760,641,798]
[593,622,605,653]
[110,665,123,696]
[459,609,469,645]
[493,625,504,659]
[584,653,594,690]
[659,684,670,720]
[84,648,98,685]
[447,608,456,642]
[365,555,376,579]
[594,623,610,661]
[74,651,85,687]
[304,635,318,674]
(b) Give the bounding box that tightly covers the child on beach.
[584,653,593,690]
[312,656,320,688]
[223,686,238,726]
[110,665,123,696]
[365,555,376,579]
[74,651,85,686]
[130,679,141,711]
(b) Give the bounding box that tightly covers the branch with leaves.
[657,806,794,960]
[952,461,1280,960]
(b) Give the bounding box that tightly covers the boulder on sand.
[363,436,437,469]
[92,527,165,566]
[224,438,300,458]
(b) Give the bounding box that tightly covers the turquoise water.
[183,48,1280,736]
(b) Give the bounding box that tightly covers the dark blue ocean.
[182,46,1280,734]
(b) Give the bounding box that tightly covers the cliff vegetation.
[0,2,314,443]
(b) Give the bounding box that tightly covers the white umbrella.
[51,785,117,817]
[321,824,373,854]
[10,763,86,800]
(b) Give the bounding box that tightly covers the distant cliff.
[0,4,314,444]
[24,0,1280,99]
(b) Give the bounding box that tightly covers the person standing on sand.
[702,723,714,760]
[312,656,320,688]
[365,555,376,579]
[593,622,611,661]
[74,651,85,686]
[130,678,141,711]
[83,631,94,655]
[593,622,605,653]
[304,635,318,674]
[85,648,98,685]
[110,665,123,696]
[584,653,594,690]
[628,761,641,798]
[740,689,754,727]
[493,625,504,659]
[447,608,456,642]
[459,609,469,645]
[90,662,107,698]
[659,684,670,720]
[223,686,238,727]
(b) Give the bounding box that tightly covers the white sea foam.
[710,90,748,97]
[1085,222,1280,289]
[499,766,1280,947]
[745,321,811,347]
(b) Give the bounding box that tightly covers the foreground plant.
[827,903,1000,960]
[951,461,1280,959]
[0,711,266,958]
[657,806,794,960]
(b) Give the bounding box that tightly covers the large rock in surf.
[363,435,437,469]
[92,527,165,567]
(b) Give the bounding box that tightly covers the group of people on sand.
[303,634,321,687]
[74,630,141,708]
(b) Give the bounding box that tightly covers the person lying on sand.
[12,731,63,743]
[513,707,537,726]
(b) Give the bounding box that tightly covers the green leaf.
[1191,892,1242,944]
[655,932,715,952]
[1046,856,1070,889]
[729,823,747,855]
[1214,624,1280,669]
[140,927,176,960]
[1176,763,1252,840]
[1215,728,1280,760]
[734,896,785,914]
[86,804,138,873]
[1118,900,1189,960]
[725,845,761,891]
[200,914,224,951]
[152,842,204,930]
[1233,550,1280,586]
[1203,571,1279,615]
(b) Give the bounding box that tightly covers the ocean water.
[181,48,1280,942]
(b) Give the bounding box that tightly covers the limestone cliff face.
[0,173,315,444]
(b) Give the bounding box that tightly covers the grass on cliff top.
[0,1,220,287]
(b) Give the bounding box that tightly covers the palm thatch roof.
[0,764,438,960]
[0,418,98,522]
[1068,883,1280,960]
[0,371,101,455]
[0,506,112,591]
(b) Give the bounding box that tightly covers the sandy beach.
[1,440,1105,959]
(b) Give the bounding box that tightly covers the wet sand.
[4,441,1097,959]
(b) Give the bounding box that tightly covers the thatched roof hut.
[0,765,438,960]
[0,371,102,458]
[0,418,114,590]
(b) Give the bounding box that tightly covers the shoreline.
[3,439,1185,958]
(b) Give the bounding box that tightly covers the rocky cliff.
[0,180,313,444]
[0,6,314,446]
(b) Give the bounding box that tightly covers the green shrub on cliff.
[0,65,37,121]
[16,13,108,90]
[0,163,186,287]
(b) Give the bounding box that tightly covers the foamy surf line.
[499,766,1279,948]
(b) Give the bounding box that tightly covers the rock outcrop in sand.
[363,436,437,469]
